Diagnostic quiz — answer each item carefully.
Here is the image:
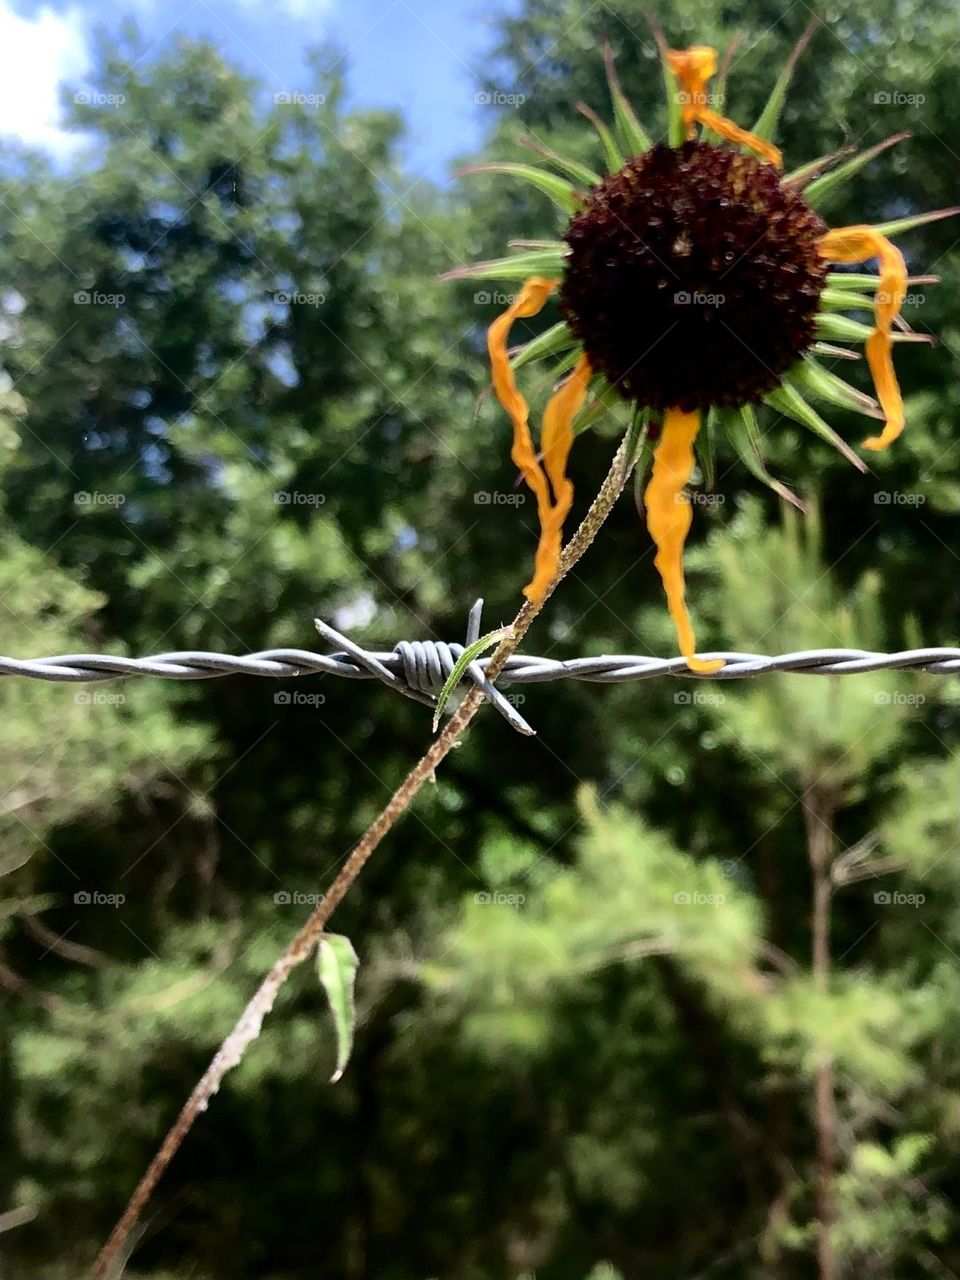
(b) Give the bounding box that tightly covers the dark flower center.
[560,141,828,411]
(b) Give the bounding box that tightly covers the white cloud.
[0,2,89,153]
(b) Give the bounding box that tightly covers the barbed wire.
[2,600,957,737]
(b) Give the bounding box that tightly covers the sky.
[0,0,519,182]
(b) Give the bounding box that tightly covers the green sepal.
[698,406,718,492]
[458,163,579,215]
[603,41,652,156]
[441,249,565,284]
[815,313,923,344]
[803,132,911,206]
[661,55,685,147]
[783,149,848,187]
[818,287,876,313]
[520,134,601,188]
[787,358,882,420]
[577,101,624,173]
[764,383,867,473]
[868,205,960,239]
[718,404,804,510]
[700,37,739,144]
[511,322,577,372]
[750,19,817,142]
[572,376,630,435]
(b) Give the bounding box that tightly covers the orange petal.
[487,279,590,603]
[818,227,907,450]
[524,353,592,600]
[666,45,782,168]
[644,407,724,674]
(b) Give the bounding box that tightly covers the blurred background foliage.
[0,1,958,1276]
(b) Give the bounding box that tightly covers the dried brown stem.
[91,432,637,1280]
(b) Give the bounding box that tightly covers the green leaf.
[803,132,911,206]
[441,250,565,284]
[457,163,579,215]
[764,383,868,472]
[750,19,817,142]
[511,322,577,372]
[316,934,360,1083]
[603,41,652,156]
[718,404,804,509]
[577,101,623,173]
[433,628,512,732]
[698,406,718,492]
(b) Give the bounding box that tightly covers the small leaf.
[316,934,360,1083]
[433,628,512,732]
[458,163,579,215]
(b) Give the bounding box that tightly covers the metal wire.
[2,599,957,736]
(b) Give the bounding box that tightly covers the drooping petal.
[644,407,724,674]
[818,227,907,450]
[666,46,782,168]
[525,354,592,600]
[487,278,590,603]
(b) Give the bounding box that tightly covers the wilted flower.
[448,23,957,670]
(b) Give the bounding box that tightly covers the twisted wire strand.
[2,599,957,736]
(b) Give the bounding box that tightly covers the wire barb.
[2,603,958,737]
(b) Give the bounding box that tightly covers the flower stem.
[90,432,637,1280]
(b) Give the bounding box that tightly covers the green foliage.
[1,3,959,1278]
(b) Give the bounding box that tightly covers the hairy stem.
[91,433,637,1279]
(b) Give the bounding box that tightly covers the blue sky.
[0,0,520,181]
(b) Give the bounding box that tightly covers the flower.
[447,23,958,671]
